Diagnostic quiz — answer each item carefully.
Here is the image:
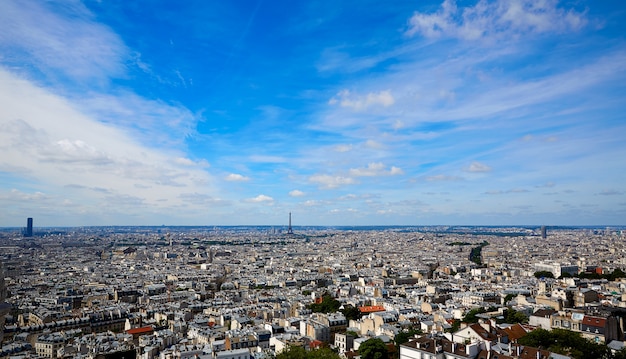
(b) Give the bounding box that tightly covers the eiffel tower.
[287,212,293,234]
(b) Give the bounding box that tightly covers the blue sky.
[1,0,625,227]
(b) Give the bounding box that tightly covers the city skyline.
[1,0,625,227]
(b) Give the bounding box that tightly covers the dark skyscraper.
[287,212,293,234]
[541,225,547,239]
[24,217,33,237]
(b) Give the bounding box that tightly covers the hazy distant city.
[1,220,626,358]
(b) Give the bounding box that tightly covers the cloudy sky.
[1,0,625,227]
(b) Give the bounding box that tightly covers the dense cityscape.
[1,220,625,358]
[2,0,625,358]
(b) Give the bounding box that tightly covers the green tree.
[308,294,341,313]
[614,348,626,359]
[500,308,528,324]
[518,328,611,359]
[608,268,626,281]
[462,308,487,323]
[276,346,341,359]
[446,319,461,333]
[503,294,516,305]
[533,271,555,279]
[341,304,362,321]
[394,328,422,346]
[359,338,389,359]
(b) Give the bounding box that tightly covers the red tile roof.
[126,326,154,335]
[359,305,386,313]
[504,323,528,341]
[582,316,606,327]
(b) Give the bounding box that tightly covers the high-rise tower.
[24,217,33,237]
[287,212,293,234]
[541,225,547,239]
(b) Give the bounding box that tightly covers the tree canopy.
[276,345,341,359]
[498,308,528,324]
[394,328,422,346]
[533,271,555,279]
[358,338,389,359]
[341,304,362,321]
[462,307,497,323]
[518,328,611,359]
[308,294,341,313]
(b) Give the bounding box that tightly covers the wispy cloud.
[596,190,623,196]
[484,188,530,195]
[334,144,353,153]
[426,174,464,182]
[289,190,305,197]
[179,193,229,206]
[406,0,588,41]
[535,182,556,188]
[246,194,274,203]
[465,162,492,173]
[0,0,128,82]
[329,89,395,111]
[77,92,200,147]
[225,173,250,182]
[309,174,358,189]
[349,162,404,177]
[0,69,218,221]
[364,140,385,150]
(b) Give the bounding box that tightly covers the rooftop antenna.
[287,212,293,234]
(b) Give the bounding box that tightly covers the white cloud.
[0,68,218,220]
[179,193,228,206]
[289,190,305,197]
[78,92,199,147]
[309,174,357,189]
[247,194,274,203]
[597,190,623,196]
[0,0,127,81]
[339,194,358,200]
[406,0,588,41]
[364,140,385,149]
[392,120,405,130]
[334,144,353,153]
[426,174,463,181]
[225,173,250,182]
[349,162,404,177]
[45,139,112,164]
[508,188,529,193]
[303,199,324,207]
[0,189,49,202]
[390,166,404,175]
[175,157,195,166]
[175,157,209,167]
[484,188,529,195]
[466,161,492,173]
[329,89,395,111]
